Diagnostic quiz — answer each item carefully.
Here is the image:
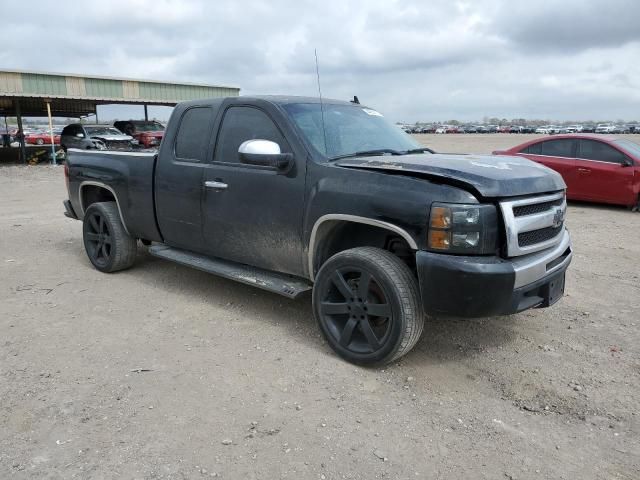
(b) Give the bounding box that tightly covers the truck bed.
[66,149,162,242]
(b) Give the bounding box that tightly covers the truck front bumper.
[416,230,572,317]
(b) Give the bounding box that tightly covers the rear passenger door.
[155,106,215,252]
[201,105,307,276]
[520,139,577,197]
[573,139,635,205]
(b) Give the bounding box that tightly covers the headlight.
[427,203,498,254]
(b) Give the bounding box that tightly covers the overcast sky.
[2,0,640,122]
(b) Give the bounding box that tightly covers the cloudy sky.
[2,0,640,122]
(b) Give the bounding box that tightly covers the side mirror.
[76,133,85,138]
[238,139,293,173]
[622,157,634,167]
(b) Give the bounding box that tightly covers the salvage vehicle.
[60,124,137,151]
[494,134,640,209]
[63,96,573,365]
[114,120,165,148]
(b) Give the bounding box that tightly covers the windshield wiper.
[404,147,434,154]
[329,149,405,161]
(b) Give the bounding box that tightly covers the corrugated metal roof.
[0,69,240,116]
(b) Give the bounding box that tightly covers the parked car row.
[60,120,165,151]
[1,120,166,151]
[401,123,640,135]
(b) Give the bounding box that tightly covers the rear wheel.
[313,247,424,366]
[82,202,137,272]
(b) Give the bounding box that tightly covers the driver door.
[201,105,307,276]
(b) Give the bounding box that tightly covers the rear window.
[540,139,574,158]
[174,107,212,162]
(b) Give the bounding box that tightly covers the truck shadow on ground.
[410,314,522,362]
[60,241,522,367]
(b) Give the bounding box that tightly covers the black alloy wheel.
[84,210,112,269]
[319,266,393,354]
[313,247,424,365]
[82,202,137,273]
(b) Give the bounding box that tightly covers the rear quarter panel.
[66,149,162,241]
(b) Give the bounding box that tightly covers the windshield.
[85,126,124,136]
[283,103,421,159]
[613,139,640,158]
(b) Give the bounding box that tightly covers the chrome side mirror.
[238,139,293,173]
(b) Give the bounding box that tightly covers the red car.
[25,131,61,145]
[494,134,640,209]
[114,120,164,148]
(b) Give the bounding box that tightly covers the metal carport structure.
[0,69,240,163]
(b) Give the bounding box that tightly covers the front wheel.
[82,202,137,272]
[312,247,424,366]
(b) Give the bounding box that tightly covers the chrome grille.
[500,192,566,257]
[513,198,563,217]
[518,225,563,247]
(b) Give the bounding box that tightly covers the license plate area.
[540,272,565,307]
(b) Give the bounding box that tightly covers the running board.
[148,245,312,299]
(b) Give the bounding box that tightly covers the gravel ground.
[1,135,639,479]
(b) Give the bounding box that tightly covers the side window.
[540,139,574,158]
[174,107,212,162]
[521,142,542,154]
[578,140,627,164]
[214,106,288,164]
[69,125,83,137]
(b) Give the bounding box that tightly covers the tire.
[312,247,424,366]
[82,202,137,272]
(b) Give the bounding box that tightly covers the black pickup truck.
[63,96,572,365]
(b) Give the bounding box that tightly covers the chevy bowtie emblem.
[552,207,565,228]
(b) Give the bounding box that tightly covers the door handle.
[577,168,591,173]
[205,180,228,190]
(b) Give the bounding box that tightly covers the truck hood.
[335,153,566,198]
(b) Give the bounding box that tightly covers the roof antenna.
[314,49,328,155]
[351,96,360,104]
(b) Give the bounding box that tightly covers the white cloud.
[2,0,639,122]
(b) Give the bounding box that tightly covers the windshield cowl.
[329,147,433,161]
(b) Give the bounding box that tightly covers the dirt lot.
[1,135,639,479]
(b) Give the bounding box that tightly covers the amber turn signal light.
[430,206,451,229]
[428,230,451,250]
